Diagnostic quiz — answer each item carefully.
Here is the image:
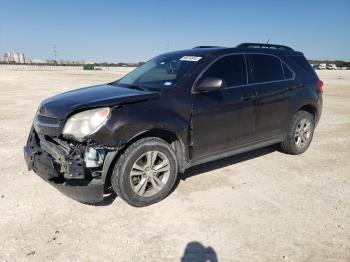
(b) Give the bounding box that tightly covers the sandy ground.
[0,70,349,261]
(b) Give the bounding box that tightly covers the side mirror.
[195,77,224,92]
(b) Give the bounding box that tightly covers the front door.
[191,54,257,160]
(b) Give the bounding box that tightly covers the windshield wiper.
[108,81,148,91]
[124,84,148,91]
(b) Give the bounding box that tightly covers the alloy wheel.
[129,151,170,197]
[294,118,312,148]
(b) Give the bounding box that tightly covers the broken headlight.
[63,107,110,140]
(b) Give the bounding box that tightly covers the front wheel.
[280,111,315,155]
[111,137,178,207]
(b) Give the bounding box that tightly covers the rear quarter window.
[282,63,294,79]
[287,55,317,79]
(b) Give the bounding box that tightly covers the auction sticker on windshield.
[179,56,202,62]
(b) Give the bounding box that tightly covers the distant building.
[3,52,11,62]
[30,59,46,64]
[46,59,56,64]
[19,53,25,63]
[13,53,20,63]
[2,51,26,63]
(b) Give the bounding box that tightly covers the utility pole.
[166,40,170,51]
[53,45,58,64]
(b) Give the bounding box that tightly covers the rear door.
[246,53,295,140]
[191,54,257,159]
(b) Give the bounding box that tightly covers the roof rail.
[193,46,225,49]
[236,43,294,51]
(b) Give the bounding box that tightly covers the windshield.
[116,53,202,91]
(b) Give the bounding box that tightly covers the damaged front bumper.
[24,127,112,203]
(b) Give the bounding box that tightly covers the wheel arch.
[297,103,317,119]
[101,128,188,188]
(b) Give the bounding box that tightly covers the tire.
[111,137,178,207]
[280,110,315,155]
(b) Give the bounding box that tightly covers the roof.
[162,43,302,58]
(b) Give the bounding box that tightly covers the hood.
[38,84,159,120]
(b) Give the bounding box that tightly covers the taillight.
[317,80,324,93]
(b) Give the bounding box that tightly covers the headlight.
[63,107,110,139]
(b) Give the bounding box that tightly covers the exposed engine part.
[84,147,106,168]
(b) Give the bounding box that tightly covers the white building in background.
[3,52,11,62]
[2,51,26,63]
[13,53,20,63]
[19,53,25,63]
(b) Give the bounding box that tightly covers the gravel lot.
[0,70,349,261]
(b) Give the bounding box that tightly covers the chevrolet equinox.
[24,43,323,207]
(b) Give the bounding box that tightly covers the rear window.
[287,55,317,78]
[247,54,284,83]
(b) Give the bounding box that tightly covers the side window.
[282,63,294,79]
[202,54,247,87]
[247,54,284,83]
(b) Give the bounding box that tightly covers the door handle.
[287,86,297,91]
[287,84,304,91]
[241,94,256,102]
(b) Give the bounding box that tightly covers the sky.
[0,0,349,63]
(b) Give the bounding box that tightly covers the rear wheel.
[111,137,178,207]
[280,111,315,155]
